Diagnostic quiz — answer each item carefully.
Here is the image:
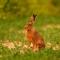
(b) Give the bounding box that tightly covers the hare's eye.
[27,29,30,31]
[27,29,29,31]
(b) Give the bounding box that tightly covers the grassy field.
[0,15,60,60]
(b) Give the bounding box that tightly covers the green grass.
[0,15,60,60]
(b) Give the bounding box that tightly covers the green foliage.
[0,0,60,18]
[3,0,29,17]
[3,0,19,14]
[52,0,60,7]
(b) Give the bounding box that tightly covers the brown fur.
[24,14,45,52]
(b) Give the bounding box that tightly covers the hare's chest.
[26,31,34,41]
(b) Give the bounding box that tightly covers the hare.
[24,14,45,52]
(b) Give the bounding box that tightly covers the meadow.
[0,15,60,60]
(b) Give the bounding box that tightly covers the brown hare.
[24,14,45,52]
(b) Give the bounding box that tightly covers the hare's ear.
[32,14,37,21]
[33,14,37,18]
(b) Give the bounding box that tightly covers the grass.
[0,15,60,60]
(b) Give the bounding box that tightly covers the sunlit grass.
[0,16,60,60]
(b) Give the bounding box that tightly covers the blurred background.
[0,0,60,18]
